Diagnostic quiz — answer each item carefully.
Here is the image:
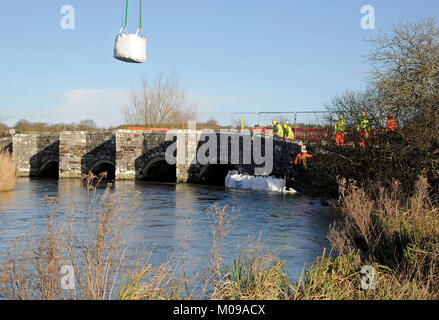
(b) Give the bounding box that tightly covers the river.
[0,178,333,286]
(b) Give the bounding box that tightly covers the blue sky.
[1,0,439,127]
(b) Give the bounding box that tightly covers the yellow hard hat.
[339,115,343,120]
[272,120,277,125]
[283,124,287,129]
[361,112,366,117]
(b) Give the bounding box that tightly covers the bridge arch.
[199,164,238,186]
[142,156,176,182]
[90,160,116,180]
[38,159,59,178]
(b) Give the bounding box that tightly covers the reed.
[216,242,293,300]
[0,173,137,299]
[0,151,16,192]
[293,176,439,300]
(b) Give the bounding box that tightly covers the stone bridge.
[11,130,302,185]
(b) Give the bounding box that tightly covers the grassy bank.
[0,151,16,192]
[293,175,439,299]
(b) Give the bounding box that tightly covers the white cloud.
[3,89,131,128]
[56,89,130,128]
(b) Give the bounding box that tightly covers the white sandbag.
[226,171,252,189]
[266,176,287,192]
[225,171,296,193]
[114,31,147,63]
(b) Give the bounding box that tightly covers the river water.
[0,178,332,285]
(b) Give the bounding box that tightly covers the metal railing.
[196,110,333,142]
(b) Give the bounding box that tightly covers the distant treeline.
[0,119,100,136]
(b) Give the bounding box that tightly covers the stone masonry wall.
[115,130,144,180]
[13,131,303,182]
[82,132,115,174]
[13,134,59,177]
[59,131,87,178]
[115,130,173,180]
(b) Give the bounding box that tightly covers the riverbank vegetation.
[2,173,439,299]
[0,151,16,192]
[294,18,439,198]
[293,176,439,299]
[288,18,439,299]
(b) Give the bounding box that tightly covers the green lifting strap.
[121,0,143,31]
[139,0,142,30]
[122,0,128,28]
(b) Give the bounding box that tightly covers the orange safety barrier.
[253,127,272,134]
[127,127,170,131]
[294,128,329,142]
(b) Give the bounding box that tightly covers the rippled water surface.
[0,178,333,283]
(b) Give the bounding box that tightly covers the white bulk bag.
[114,29,147,63]
[225,171,295,193]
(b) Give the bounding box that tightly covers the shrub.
[295,176,439,299]
[293,249,435,300]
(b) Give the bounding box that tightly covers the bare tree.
[0,123,8,138]
[367,18,439,144]
[324,88,386,129]
[123,72,197,128]
[78,119,98,131]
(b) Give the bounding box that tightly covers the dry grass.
[0,151,16,192]
[292,249,435,300]
[117,260,189,300]
[5,171,438,300]
[331,176,439,276]
[204,205,236,298]
[293,175,439,300]
[0,173,137,299]
[216,238,293,300]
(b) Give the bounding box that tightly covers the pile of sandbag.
[225,171,297,193]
